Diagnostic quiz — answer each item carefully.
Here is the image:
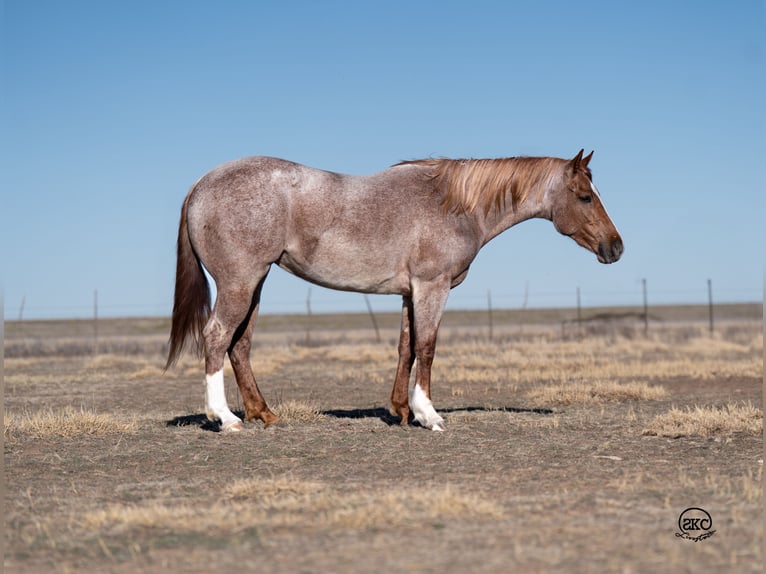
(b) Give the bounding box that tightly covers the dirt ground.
[3,308,763,573]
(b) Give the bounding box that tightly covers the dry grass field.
[3,304,763,573]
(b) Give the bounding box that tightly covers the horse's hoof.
[391,407,411,426]
[431,422,446,432]
[222,420,244,433]
[261,413,280,429]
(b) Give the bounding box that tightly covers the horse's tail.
[165,191,211,370]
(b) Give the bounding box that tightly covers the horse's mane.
[395,157,564,216]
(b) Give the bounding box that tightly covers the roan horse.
[166,150,622,432]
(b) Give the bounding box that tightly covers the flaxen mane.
[396,157,566,216]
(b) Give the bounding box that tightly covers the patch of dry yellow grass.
[5,372,79,387]
[5,357,49,369]
[321,344,397,364]
[6,355,167,386]
[642,402,763,438]
[525,380,667,405]
[225,476,324,500]
[4,406,139,440]
[250,346,311,376]
[218,346,316,379]
[610,466,762,503]
[126,365,166,380]
[433,335,762,386]
[80,478,502,535]
[85,355,145,371]
[3,413,12,440]
[272,400,327,423]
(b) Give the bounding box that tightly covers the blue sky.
[2,1,763,319]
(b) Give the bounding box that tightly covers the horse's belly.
[276,248,410,295]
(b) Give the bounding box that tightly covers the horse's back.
[183,156,475,295]
[184,156,389,279]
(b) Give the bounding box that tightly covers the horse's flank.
[396,157,572,217]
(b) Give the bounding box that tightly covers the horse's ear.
[569,149,585,171]
[582,150,594,168]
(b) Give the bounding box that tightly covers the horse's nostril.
[599,238,623,263]
[613,239,624,258]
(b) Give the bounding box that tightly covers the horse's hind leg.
[228,273,279,428]
[203,275,267,432]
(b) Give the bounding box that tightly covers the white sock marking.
[410,383,445,431]
[205,369,243,431]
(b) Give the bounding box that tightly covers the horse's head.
[551,150,623,264]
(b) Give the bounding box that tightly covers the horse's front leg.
[390,296,415,425]
[408,280,449,431]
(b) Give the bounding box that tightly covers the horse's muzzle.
[597,237,623,264]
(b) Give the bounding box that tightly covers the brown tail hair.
[165,193,211,370]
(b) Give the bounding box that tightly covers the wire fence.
[5,280,762,359]
[7,283,761,321]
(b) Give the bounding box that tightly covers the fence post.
[486,290,494,341]
[363,294,381,342]
[642,278,648,336]
[519,281,529,335]
[93,289,99,355]
[707,279,714,334]
[17,295,26,336]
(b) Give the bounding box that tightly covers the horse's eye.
[578,194,592,204]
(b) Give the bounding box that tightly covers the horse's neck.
[478,177,553,244]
